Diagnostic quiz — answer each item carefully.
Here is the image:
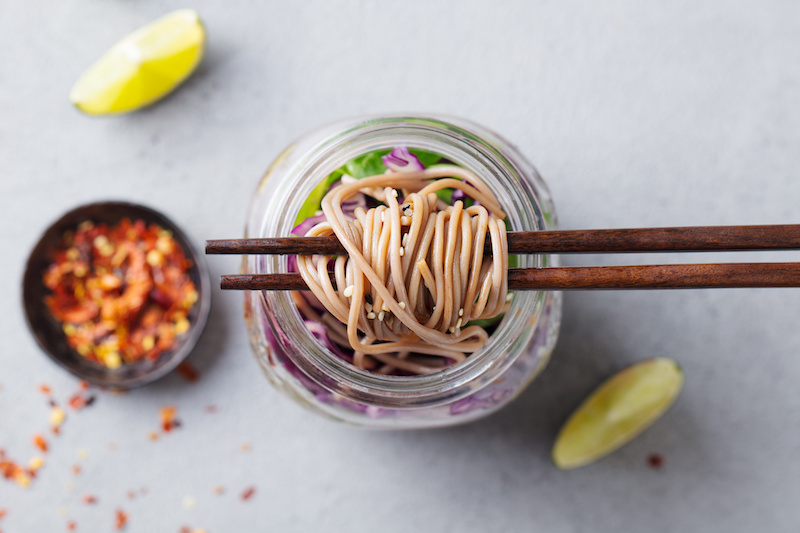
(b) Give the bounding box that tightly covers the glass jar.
[244,114,562,428]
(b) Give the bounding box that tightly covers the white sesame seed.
[380,211,385,222]
[343,285,354,298]
[402,234,408,246]
[367,312,376,319]
[399,302,406,310]
[458,308,464,316]
[392,189,399,197]
[365,303,373,312]
[400,216,410,225]
[456,318,462,329]
[378,311,385,321]
[399,247,405,256]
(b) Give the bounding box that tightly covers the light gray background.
[2,1,799,531]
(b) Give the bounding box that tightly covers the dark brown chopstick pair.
[206,225,800,290]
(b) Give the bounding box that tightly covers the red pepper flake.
[213,485,224,495]
[114,509,128,530]
[39,384,52,394]
[52,426,62,436]
[72,464,81,475]
[204,405,218,413]
[33,434,48,453]
[79,381,90,391]
[0,508,6,519]
[647,453,665,470]
[127,490,136,500]
[176,362,200,383]
[241,486,255,501]
[160,406,180,432]
[148,432,159,441]
[82,494,97,504]
[67,521,77,532]
[180,528,191,533]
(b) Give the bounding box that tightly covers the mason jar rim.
[254,114,550,408]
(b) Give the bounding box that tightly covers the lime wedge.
[552,358,683,469]
[69,9,205,115]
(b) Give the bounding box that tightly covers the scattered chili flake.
[72,464,81,475]
[67,521,77,532]
[204,405,218,413]
[0,456,31,488]
[181,495,197,509]
[239,442,251,452]
[647,453,665,470]
[241,486,255,501]
[180,528,191,533]
[51,406,67,427]
[127,490,136,500]
[114,509,128,530]
[0,508,6,519]
[79,381,90,390]
[39,384,52,394]
[148,432,159,441]
[52,426,62,436]
[28,456,45,471]
[43,219,199,369]
[49,398,58,408]
[82,494,97,504]
[160,406,180,432]
[213,485,224,495]
[176,362,200,382]
[33,434,48,453]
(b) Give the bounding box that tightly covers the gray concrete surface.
[2,1,800,531]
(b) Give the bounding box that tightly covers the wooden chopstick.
[206,224,800,256]
[221,263,800,291]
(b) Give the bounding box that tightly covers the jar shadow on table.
[351,292,711,475]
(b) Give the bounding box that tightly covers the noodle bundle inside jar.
[294,147,511,375]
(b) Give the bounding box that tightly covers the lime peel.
[552,358,683,470]
[69,9,205,115]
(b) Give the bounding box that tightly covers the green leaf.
[293,170,342,226]
[408,149,440,168]
[344,150,390,179]
[435,188,454,204]
[467,313,505,329]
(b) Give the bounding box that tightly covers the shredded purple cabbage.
[382,146,424,172]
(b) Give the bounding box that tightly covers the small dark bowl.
[22,201,211,388]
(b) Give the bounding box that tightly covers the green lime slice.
[552,358,684,469]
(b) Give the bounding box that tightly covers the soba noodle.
[296,165,509,375]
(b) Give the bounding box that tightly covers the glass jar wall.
[244,115,562,428]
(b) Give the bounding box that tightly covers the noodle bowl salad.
[244,115,561,427]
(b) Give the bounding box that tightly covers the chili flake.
[82,494,97,504]
[67,521,77,532]
[204,405,218,414]
[39,384,52,394]
[51,406,66,427]
[647,453,665,470]
[72,464,81,475]
[176,361,200,382]
[33,434,48,453]
[114,509,128,530]
[241,486,255,501]
[160,405,180,432]
[43,219,199,369]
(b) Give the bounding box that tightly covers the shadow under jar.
[244,114,562,428]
